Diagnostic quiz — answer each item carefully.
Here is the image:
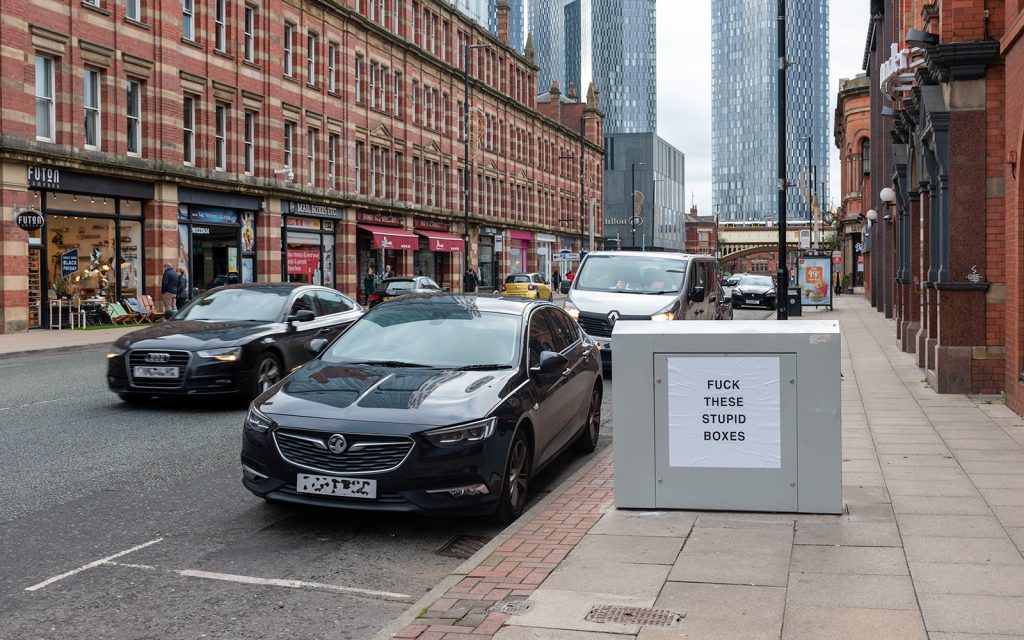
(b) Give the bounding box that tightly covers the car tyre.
[572,386,602,454]
[495,429,532,523]
[252,352,283,399]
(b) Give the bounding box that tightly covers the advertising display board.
[798,257,833,308]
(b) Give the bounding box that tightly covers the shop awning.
[415,229,464,252]
[357,224,419,250]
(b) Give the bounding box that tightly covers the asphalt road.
[0,347,612,640]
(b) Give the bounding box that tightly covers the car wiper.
[456,364,513,371]
[356,360,431,368]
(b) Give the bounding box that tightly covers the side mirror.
[306,337,329,357]
[688,286,706,303]
[287,309,315,323]
[530,351,569,379]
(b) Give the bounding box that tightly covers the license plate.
[133,366,179,378]
[297,474,377,499]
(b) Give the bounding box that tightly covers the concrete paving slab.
[541,558,671,599]
[842,448,880,460]
[794,521,902,547]
[918,594,1024,635]
[504,589,650,635]
[780,605,927,640]
[1008,528,1024,554]
[991,506,1024,528]
[841,459,883,473]
[902,536,1024,565]
[568,535,683,565]
[929,633,1024,640]
[960,461,1024,475]
[909,562,1024,596]
[845,502,897,523]
[891,496,994,516]
[886,479,981,497]
[970,477,1024,490]
[876,443,954,456]
[946,438,1021,450]
[951,451,1024,462]
[895,514,1007,538]
[883,466,968,481]
[872,433,947,444]
[786,573,919,610]
[842,485,892,504]
[878,454,959,468]
[979,489,1024,506]
[691,515,796,529]
[843,472,887,487]
[668,525,793,587]
[494,628,633,640]
[789,545,909,576]
[637,582,785,640]
[588,509,696,538]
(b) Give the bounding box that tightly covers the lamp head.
[879,187,897,204]
[866,209,878,222]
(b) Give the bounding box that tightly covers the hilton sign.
[879,43,925,96]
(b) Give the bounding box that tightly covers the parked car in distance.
[724,273,745,287]
[563,252,727,368]
[502,273,554,301]
[367,276,443,308]
[241,294,603,521]
[731,274,777,309]
[106,283,363,401]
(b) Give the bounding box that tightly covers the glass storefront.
[282,216,335,286]
[479,237,495,290]
[178,205,256,295]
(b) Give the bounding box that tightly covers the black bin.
[786,287,802,317]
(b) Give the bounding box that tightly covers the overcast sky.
[657,0,870,216]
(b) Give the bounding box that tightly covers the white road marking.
[175,569,413,601]
[104,561,157,570]
[25,538,163,592]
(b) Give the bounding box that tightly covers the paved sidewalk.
[383,295,1024,640]
[0,326,138,358]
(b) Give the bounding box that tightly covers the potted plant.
[842,273,852,294]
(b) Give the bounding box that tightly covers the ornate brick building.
[833,74,870,290]
[1002,0,1024,412]
[0,0,604,333]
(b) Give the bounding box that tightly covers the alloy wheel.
[507,439,529,510]
[588,390,601,441]
[257,356,282,392]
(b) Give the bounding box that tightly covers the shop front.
[412,217,463,290]
[281,201,340,288]
[177,188,261,296]
[25,165,153,329]
[535,233,557,283]
[477,226,503,291]
[508,230,532,276]
[356,212,417,283]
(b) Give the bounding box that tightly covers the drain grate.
[487,599,534,615]
[585,604,684,628]
[437,535,488,559]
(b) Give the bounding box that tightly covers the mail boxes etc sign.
[666,356,782,469]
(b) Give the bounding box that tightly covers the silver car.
[562,252,728,367]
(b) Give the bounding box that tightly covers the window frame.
[306,32,317,86]
[355,140,364,194]
[182,0,195,41]
[327,43,337,93]
[214,0,227,52]
[354,54,363,103]
[306,127,317,187]
[283,121,295,170]
[126,78,142,156]
[327,133,338,189]
[243,5,256,62]
[126,0,141,21]
[35,55,55,142]
[83,68,101,150]
[283,22,295,77]
[183,95,196,165]
[214,102,227,171]
[243,110,255,174]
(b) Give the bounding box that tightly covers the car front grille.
[274,430,414,475]
[578,313,613,338]
[127,350,191,389]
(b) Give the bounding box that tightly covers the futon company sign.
[666,356,781,469]
[14,207,45,232]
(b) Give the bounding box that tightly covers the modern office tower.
[487,0,528,51]
[590,0,656,134]
[712,0,830,222]
[563,0,592,96]
[529,0,566,93]
[450,0,490,26]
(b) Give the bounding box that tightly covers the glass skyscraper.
[487,0,528,52]
[451,0,490,27]
[712,0,830,222]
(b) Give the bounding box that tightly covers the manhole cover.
[487,599,534,615]
[585,604,684,628]
[437,535,488,559]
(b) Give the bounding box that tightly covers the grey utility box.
[612,320,841,514]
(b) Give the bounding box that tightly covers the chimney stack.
[497,0,510,45]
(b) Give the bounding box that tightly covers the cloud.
[656,0,870,217]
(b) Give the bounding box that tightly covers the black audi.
[106,283,363,401]
[241,294,603,521]
[731,274,777,309]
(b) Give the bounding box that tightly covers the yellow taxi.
[501,273,553,301]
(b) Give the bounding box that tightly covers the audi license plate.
[133,366,179,379]
[297,474,377,499]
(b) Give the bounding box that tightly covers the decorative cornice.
[926,40,1000,83]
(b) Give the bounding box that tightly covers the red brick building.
[1003,0,1024,412]
[0,0,604,333]
[683,205,718,257]
[833,74,870,291]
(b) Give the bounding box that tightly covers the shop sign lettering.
[667,356,781,469]
[415,217,451,231]
[192,226,211,235]
[27,166,61,189]
[287,201,341,219]
[15,207,45,232]
[357,211,403,226]
[61,248,79,277]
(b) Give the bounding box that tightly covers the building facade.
[487,0,527,52]
[0,0,604,334]
[712,0,830,222]
[833,74,870,289]
[683,206,718,257]
[1006,0,1024,413]
[602,132,685,251]
[717,222,806,276]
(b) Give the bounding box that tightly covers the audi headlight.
[651,300,680,322]
[244,405,277,433]
[106,344,126,359]
[423,418,497,447]
[197,347,242,362]
[563,301,580,320]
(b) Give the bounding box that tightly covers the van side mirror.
[688,286,706,303]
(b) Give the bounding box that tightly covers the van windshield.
[574,255,688,294]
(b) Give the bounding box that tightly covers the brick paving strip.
[375,449,614,640]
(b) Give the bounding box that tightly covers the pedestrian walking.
[552,268,562,293]
[383,264,395,279]
[161,263,179,317]
[463,265,479,293]
[176,268,190,309]
[362,267,377,306]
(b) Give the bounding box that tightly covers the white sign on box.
[667,356,781,468]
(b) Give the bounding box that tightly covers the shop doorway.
[28,246,43,328]
[193,226,239,292]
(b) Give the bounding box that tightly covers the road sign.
[558,251,581,261]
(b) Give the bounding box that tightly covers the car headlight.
[651,300,680,322]
[423,418,497,447]
[564,301,580,320]
[106,344,126,359]
[765,290,776,297]
[197,347,242,362]
[244,405,277,433]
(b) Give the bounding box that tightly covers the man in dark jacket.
[161,263,179,317]
[463,266,479,293]
[176,268,189,309]
[551,269,562,294]
[362,267,376,305]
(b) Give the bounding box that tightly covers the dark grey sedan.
[731,274,777,309]
[367,276,443,308]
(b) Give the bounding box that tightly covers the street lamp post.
[631,162,645,250]
[463,43,490,289]
[776,0,789,320]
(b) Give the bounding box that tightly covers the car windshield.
[323,302,521,368]
[574,255,688,294]
[506,274,532,284]
[383,280,415,292]
[739,275,774,287]
[176,288,290,322]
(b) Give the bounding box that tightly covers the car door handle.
[561,368,572,378]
